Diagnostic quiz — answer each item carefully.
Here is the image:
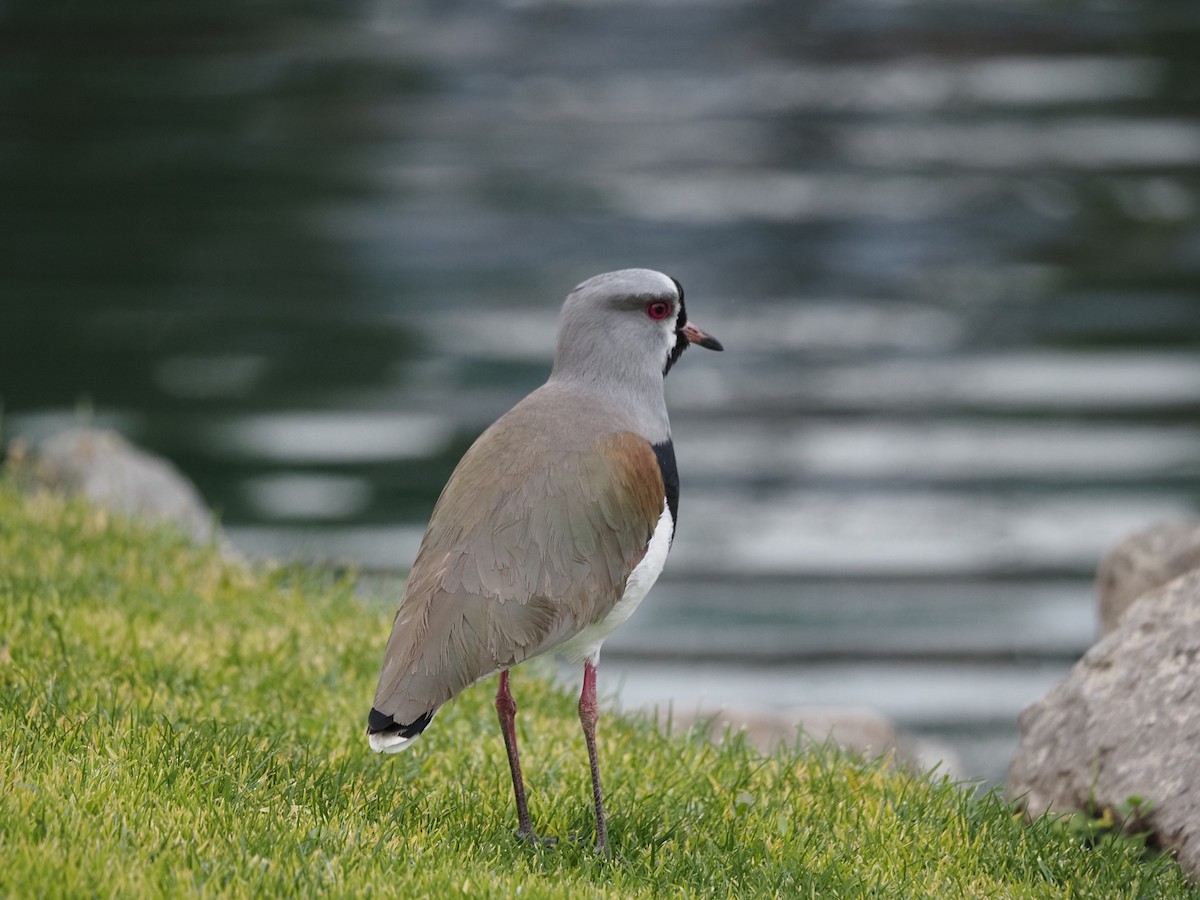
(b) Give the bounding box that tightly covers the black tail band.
[367,707,434,738]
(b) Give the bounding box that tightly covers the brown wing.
[372,390,664,728]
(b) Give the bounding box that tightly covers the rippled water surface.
[4,0,1200,780]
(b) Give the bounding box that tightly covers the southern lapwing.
[367,269,722,853]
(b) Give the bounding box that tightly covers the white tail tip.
[368,730,419,754]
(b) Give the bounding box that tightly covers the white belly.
[555,502,674,665]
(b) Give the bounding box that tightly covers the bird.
[366,268,722,854]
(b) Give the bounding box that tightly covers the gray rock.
[1008,569,1200,879]
[659,705,962,779]
[12,427,238,559]
[1096,520,1200,637]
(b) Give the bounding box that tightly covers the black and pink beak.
[681,320,723,352]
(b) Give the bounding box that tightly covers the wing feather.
[372,388,665,728]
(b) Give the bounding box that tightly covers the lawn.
[0,480,1193,897]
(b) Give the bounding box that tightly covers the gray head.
[549,269,722,398]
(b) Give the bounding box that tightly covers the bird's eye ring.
[646,301,672,320]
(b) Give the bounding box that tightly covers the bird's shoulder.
[441,381,659,499]
[425,383,664,555]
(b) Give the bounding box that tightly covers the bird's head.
[552,269,723,388]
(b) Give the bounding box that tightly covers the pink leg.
[495,670,535,840]
[578,659,608,854]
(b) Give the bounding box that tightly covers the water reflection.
[239,473,373,521]
[205,411,453,462]
[510,57,1162,117]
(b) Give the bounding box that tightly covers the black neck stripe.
[652,439,679,541]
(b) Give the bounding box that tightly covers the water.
[4,0,1200,782]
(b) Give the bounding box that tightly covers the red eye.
[646,301,671,320]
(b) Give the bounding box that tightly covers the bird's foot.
[515,827,558,848]
[565,831,609,856]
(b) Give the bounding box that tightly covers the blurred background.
[3,0,1200,782]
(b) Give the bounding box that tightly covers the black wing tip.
[367,707,434,738]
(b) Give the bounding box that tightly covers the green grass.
[0,480,1194,898]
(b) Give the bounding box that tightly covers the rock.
[1007,569,1200,879]
[660,705,962,779]
[1096,520,1200,637]
[9,427,238,559]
